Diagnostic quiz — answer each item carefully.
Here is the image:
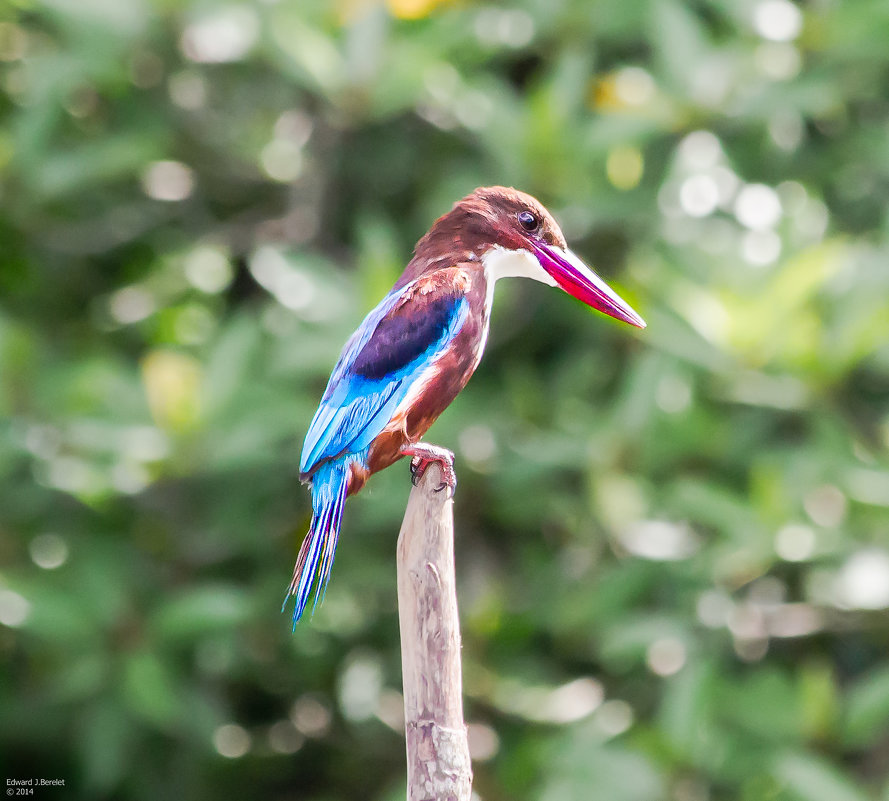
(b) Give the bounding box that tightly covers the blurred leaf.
[841,665,889,748]
[720,668,804,742]
[77,700,132,793]
[650,0,709,92]
[773,751,872,801]
[121,649,182,730]
[150,585,251,641]
[26,135,160,200]
[657,658,720,767]
[541,733,665,801]
[203,315,262,419]
[799,662,838,741]
[598,613,686,669]
[141,350,203,432]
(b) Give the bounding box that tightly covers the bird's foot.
[400,443,457,495]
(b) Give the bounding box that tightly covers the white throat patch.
[464,245,555,374]
[481,245,556,287]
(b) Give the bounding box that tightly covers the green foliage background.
[2,0,889,799]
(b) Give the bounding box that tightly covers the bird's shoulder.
[350,266,475,382]
[389,264,477,310]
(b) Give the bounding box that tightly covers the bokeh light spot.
[260,139,304,183]
[249,246,317,312]
[775,524,816,561]
[180,7,259,63]
[185,246,233,294]
[614,67,655,106]
[268,721,304,755]
[141,350,203,431]
[474,8,534,48]
[679,175,719,217]
[769,110,805,150]
[678,131,722,170]
[833,550,889,610]
[141,161,195,202]
[768,603,822,638]
[741,229,782,266]
[756,42,802,80]
[735,183,782,230]
[45,457,96,494]
[804,484,847,527]
[619,520,699,561]
[753,0,803,42]
[655,374,692,414]
[458,424,496,470]
[697,589,733,628]
[0,589,30,627]
[109,286,155,324]
[595,699,633,737]
[173,304,216,345]
[376,688,405,732]
[168,70,207,109]
[111,461,150,495]
[646,637,687,676]
[847,468,889,506]
[387,0,447,21]
[606,145,644,191]
[29,533,69,570]
[467,722,500,762]
[213,723,251,758]
[338,653,383,722]
[290,695,332,737]
[542,678,604,724]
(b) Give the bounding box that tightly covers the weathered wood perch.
[397,463,472,801]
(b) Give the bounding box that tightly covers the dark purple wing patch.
[352,293,463,381]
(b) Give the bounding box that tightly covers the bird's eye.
[518,210,539,233]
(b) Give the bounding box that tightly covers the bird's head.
[431,186,646,329]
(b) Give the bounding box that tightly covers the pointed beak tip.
[608,309,646,330]
[539,245,647,331]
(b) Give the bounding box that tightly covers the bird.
[286,186,645,625]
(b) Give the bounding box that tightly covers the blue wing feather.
[300,379,403,472]
[300,280,468,477]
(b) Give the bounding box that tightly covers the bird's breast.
[365,268,491,476]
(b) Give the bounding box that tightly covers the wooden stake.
[397,463,472,801]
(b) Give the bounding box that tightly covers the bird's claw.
[408,456,428,486]
[403,444,457,496]
[409,456,451,493]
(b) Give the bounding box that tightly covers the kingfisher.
[286,186,645,625]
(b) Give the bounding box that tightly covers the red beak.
[533,243,646,329]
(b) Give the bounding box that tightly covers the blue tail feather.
[314,476,346,613]
[284,460,349,627]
